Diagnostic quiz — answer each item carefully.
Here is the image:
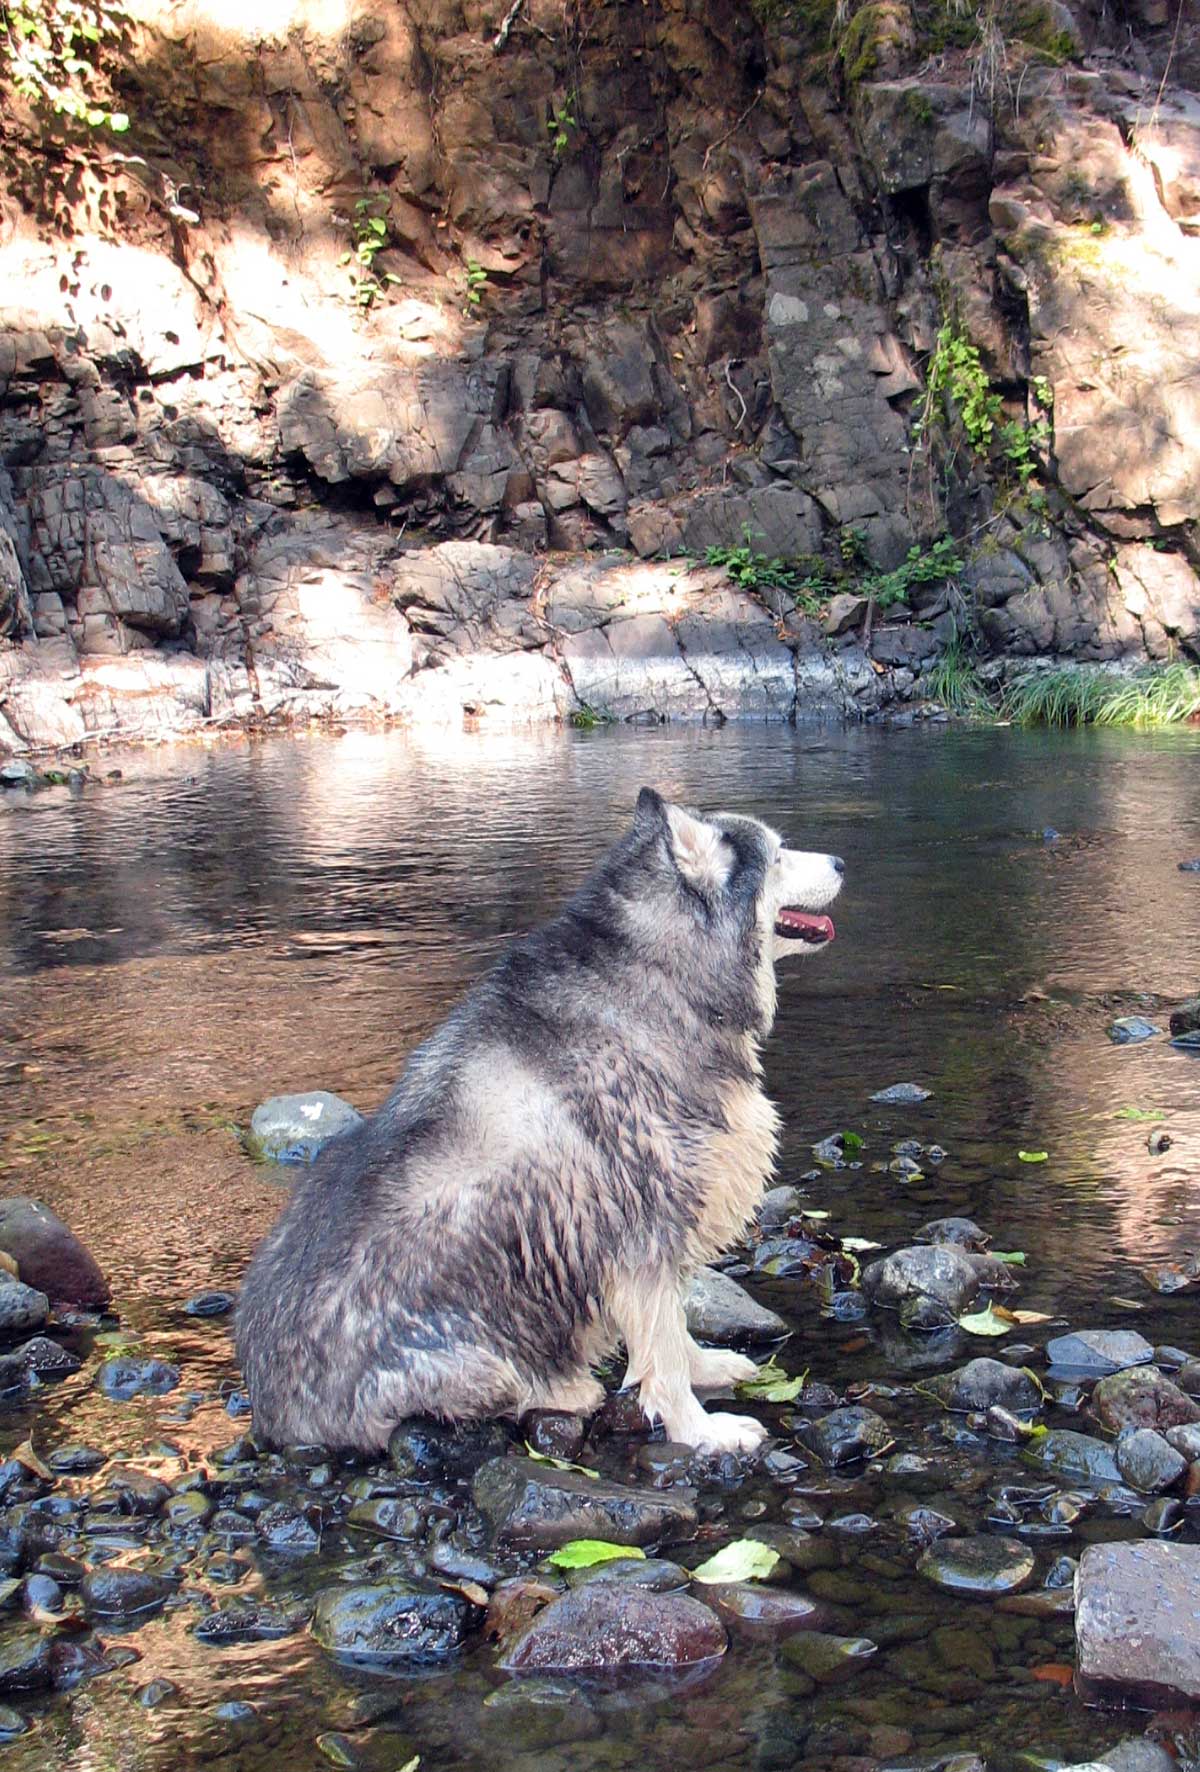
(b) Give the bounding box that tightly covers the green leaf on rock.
[956,1304,1011,1337]
[547,1540,645,1570]
[840,1131,864,1152]
[523,1443,600,1479]
[690,1539,780,1585]
[1017,1150,1049,1163]
[738,1357,808,1402]
[992,1251,1027,1265]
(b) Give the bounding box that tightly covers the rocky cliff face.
[0,0,1196,749]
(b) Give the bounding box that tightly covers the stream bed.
[2,721,1200,1772]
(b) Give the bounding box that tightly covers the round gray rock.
[863,1244,981,1315]
[248,1091,364,1165]
[685,1267,786,1347]
[923,1358,1041,1414]
[1115,1429,1188,1495]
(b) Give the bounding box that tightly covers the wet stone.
[0,1198,108,1307]
[80,1566,174,1619]
[481,1677,602,1749]
[0,1705,27,1736]
[194,1600,308,1644]
[685,1267,787,1346]
[703,1583,830,1640]
[163,1491,212,1529]
[0,1630,53,1692]
[916,1218,989,1250]
[256,1502,320,1551]
[0,1283,49,1334]
[1174,1362,1200,1396]
[135,1678,179,1708]
[472,1456,697,1552]
[918,1535,1036,1596]
[759,1186,805,1232]
[499,1582,726,1674]
[1101,1737,1179,1772]
[568,1556,688,1592]
[779,1631,878,1683]
[924,1359,1041,1413]
[47,1445,105,1476]
[1166,1424,1200,1460]
[1077,1541,1200,1704]
[864,1245,982,1315]
[95,1357,180,1400]
[523,1412,586,1464]
[794,1406,894,1466]
[346,1499,423,1540]
[1092,1367,1200,1433]
[311,1580,471,1662]
[1046,1330,1155,1374]
[1115,1429,1188,1494]
[388,1418,513,1482]
[1169,996,1200,1035]
[870,1082,932,1104]
[1022,1429,1121,1484]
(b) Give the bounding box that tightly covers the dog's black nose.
[831,856,846,875]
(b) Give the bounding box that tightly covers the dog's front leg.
[609,1270,767,1455]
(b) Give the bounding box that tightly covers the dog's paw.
[690,1348,759,1391]
[694,1411,769,1456]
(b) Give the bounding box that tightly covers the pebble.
[918,1535,1036,1595]
[869,1082,932,1104]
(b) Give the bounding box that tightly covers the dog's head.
[612,788,843,1031]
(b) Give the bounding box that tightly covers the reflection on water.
[1,722,1200,1770]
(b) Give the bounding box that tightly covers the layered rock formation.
[0,0,1196,748]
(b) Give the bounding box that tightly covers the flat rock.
[0,1198,108,1307]
[1076,1542,1200,1704]
[919,1535,1036,1596]
[499,1582,726,1673]
[915,1217,989,1250]
[1046,1330,1155,1375]
[923,1359,1041,1413]
[311,1581,470,1662]
[183,1290,236,1318]
[248,1091,364,1165]
[685,1268,786,1346]
[472,1456,697,1552]
[1092,1367,1200,1433]
[869,1082,932,1104]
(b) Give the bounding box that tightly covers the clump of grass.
[925,637,992,714]
[1003,663,1200,728]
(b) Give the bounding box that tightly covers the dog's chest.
[687,1076,780,1262]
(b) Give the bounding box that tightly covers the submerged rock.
[1076,1541,1200,1704]
[704,1584,830,1641]
[0,1198,109,1307]
[1046,1330,1155,1375]
[247,1092,364,1165]
[685,1268,787,1345]
[472,1456,697,1551]
[1022,1429,1121,1484]
[311,1581,471,1661]
[918,1535,1036,1596]
[0,1630,52,1693]
[80,1567,174,1619]
[923,1359,1040,1414]
[500,1582,726,1673]
[183,1291,236,1318]
[779,1631,877,1683]
[869,1082,932,1104]
[1092,1367,1200,1433]
[95,1357,180,1401]
[7,1337,81,1378]
[1107,1017,1161,1044]
[863,1245,981,1316]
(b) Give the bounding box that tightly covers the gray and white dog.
[236,789,843,1455]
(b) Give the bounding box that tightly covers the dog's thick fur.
[236,789,843,1455]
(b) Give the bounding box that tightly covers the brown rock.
[499,1582,727,1673]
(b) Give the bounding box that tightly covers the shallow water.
[2,722,1200,1771]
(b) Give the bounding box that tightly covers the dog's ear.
[665,804,731,897]
[634,786,667,831]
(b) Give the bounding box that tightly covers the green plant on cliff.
[858,536,965,610]
[916,322,1002,457]
[705,527,963,617]
[547,97,577,157]
[925,634,991,714]
[339,196,402,309]
[463,258,489,315]
[0,0,129,131]
[705,531,827,612]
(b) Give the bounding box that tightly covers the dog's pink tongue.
[778,911,836,943]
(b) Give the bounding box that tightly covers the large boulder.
[0,1198,109,1307]
[1077,1543,1200,1705]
